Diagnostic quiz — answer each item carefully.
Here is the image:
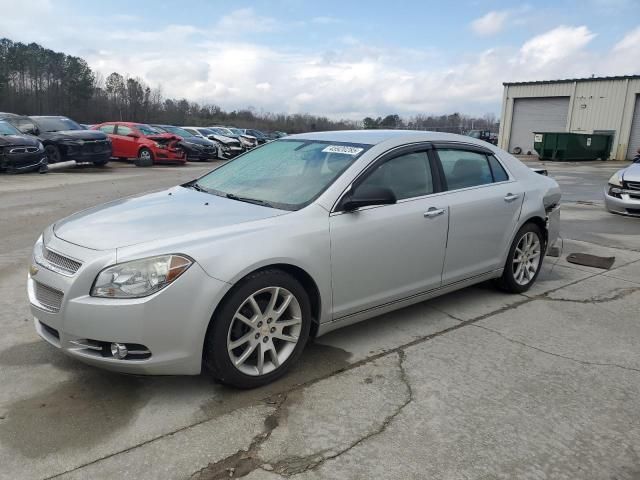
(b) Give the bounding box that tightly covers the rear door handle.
[423,207,445,218]
[504,193,520,202]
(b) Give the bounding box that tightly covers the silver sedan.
[28,130,561,388]
[604,158,640,216]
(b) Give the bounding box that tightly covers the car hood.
[40,129,108,142]
[622,163,640,182]
[211,134,239,145]
[0,134,40,147]
[181,136,213,146]
[54,186,288,250]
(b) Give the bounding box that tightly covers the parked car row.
[0,112,111,172]
[0,110,287,172]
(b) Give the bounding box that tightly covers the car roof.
[287,129,488,146]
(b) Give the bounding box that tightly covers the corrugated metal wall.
[499,78,640,160]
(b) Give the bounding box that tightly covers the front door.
[329,149,449,318]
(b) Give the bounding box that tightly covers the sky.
[1,0,640,120]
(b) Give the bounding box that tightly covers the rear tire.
[134,148,153,167]
[204,269,312,389]
[496,223,544,293]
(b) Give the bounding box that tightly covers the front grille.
[625,181,640,191]
[34,282,63,313]
[82,140,110,153]
[9,146,40,154]
[44,248,82,275]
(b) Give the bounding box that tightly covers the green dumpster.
[533,132,613,161]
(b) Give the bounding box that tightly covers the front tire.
[204,269,311,389]
[496,223,544,293]
[134,148,153,167]
[44,145,62,163]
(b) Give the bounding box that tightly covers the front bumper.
[604,187,640,216]
[1,153,47,173]
[152,148,187,163]
[28,233,231,375]
[62,142,112,163]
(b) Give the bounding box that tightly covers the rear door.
[434,145,524,284]
[329,146,449,318]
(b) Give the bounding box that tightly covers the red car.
[92,122,186,165]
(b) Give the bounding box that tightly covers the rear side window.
[437,149,493,190]
[99,125,115,134]
[116,125,132,136]
[488,155,509,182]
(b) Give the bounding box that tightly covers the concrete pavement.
[1,159,639,479]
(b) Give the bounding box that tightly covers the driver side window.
[358,151,433,200]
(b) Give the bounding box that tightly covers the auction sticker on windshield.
[322,145,364,155]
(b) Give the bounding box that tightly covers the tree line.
[0,38,498,134]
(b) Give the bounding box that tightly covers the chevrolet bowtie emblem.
[29,265,39,276]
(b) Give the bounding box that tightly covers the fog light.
[110,342,128,359]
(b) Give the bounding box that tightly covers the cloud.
[518,25,596,67]
[0,2,638,120]
[471,11,509,36]
[215,8,279,35]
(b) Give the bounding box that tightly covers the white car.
[28,130,561,388]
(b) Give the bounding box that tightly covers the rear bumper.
[546,203,561,251]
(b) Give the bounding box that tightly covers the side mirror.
[342,185,397,212]
[21,126,39,136]
[127,132,140,138]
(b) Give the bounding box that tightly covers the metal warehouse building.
[498,75,640,160]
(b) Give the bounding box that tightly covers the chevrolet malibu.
[28,130,561,388]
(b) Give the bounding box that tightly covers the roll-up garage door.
[508,97,570,155]
[626,95,640,160]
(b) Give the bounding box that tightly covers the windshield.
[35,117,83,132]
[0,121,20,135]
[136,124,161,136]
[229,128,244,135]
[194,139,370,210]
[162,126,195,137]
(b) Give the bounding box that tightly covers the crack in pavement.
[191,351,414,478]
[544,286,640,305]
[267,351,414,477]
[46,252,640,480]
[471,324,640,375]
[189,393,289,480]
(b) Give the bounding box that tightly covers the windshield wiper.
[226,193,273,207]
[189,182,208,192]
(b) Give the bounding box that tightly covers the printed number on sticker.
[322,145,364,155]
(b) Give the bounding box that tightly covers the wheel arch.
[208,263,322,340]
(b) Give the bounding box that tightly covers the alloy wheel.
[227,286,302,376]
[512,231,541,286]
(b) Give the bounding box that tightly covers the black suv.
[0,120,48,173]
[1,115,112,165]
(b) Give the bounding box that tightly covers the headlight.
[91,254,192,298]
[33,234,45,266]
[608,172,623,187]
[37,141,44,151]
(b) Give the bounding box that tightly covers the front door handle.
[504,193,520,202]
[424,207,445,218]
